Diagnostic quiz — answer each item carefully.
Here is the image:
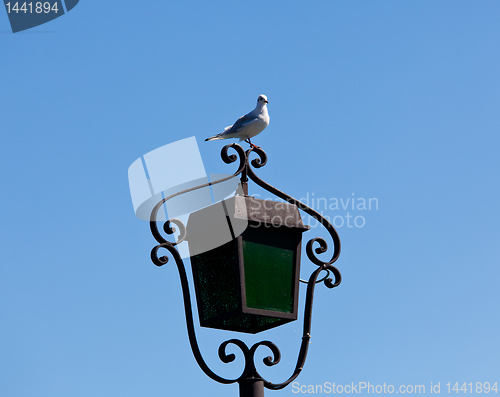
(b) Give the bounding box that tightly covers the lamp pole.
[148,144,342,397]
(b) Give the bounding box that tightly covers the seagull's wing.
[220,112,257,136]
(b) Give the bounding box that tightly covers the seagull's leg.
[247,138,260,149]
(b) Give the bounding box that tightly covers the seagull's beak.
[264,100,269,103]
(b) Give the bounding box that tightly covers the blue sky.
[1,1,499,396]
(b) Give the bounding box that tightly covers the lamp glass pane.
[242,229,295,313]
[191,241,239,321]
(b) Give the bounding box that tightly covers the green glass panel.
[191,241,239,321]
[242,239,294,313]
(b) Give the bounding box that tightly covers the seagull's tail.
[206,125,234,141]
[205,133,225,141]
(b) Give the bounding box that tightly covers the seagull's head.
[257,94,269,105]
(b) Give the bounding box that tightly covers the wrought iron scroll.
[149,143,342,390]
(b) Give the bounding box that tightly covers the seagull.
[205,95,270,148]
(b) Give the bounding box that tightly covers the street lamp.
[187,195,309,334]
[148,144,342,397]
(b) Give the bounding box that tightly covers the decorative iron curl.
[161,218,186,246]
[252,341,281,368]
[218,339,281,378]
[219,339,249,364]
[148,143,343,392]
[247,147,268,169]
[150,243,172,267]
[221,143,247,168]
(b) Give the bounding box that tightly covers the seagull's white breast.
[241,108,269,139]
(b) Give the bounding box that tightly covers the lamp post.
[148,144,342,397]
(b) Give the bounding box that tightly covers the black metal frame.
[149,144,342,397]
